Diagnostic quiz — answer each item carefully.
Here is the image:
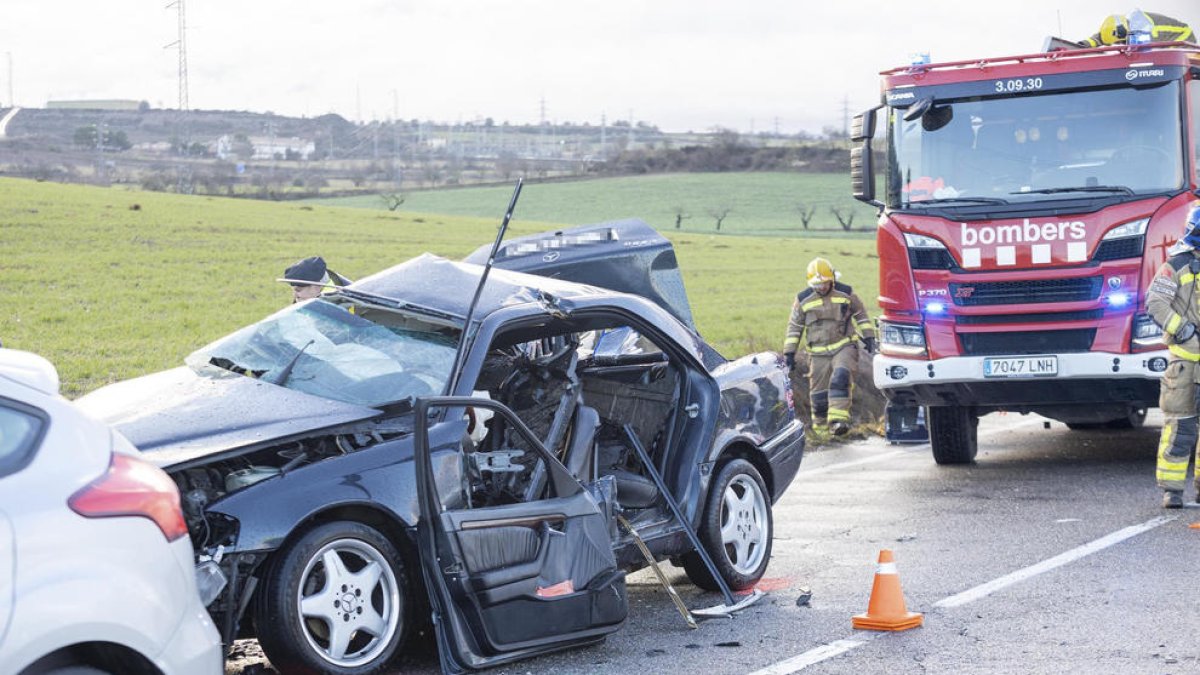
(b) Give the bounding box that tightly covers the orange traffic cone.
[851,549,923,631]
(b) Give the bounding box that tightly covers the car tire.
[254,521,410,675]
[682,458,773,592]
[929,405,978,465]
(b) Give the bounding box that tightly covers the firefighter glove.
[1176,322,1197,343]
[864,337,878,355]
[785,352,796,372]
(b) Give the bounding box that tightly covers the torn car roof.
[462,219,697,330]
[346,253,616,320]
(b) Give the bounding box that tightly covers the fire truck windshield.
[887,82,1184,208]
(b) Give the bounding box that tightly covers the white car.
[0,349,222,675]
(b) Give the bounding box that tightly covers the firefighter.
[783,257,877,436]
[278,256,351,303]
[1079,11,1194,47]
[1146,204,1200,508]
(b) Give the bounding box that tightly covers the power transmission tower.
[165,0,191,191]
[841,95,850,139]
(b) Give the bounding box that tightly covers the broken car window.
[186,298,459,407]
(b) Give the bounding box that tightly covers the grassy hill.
[313,172,881,237]
[0,178,879,398]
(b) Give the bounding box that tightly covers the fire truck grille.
[959,329,1096,356]
[1093,236,1145,261]
[949,277,1101,306]
[955,309,1104,325]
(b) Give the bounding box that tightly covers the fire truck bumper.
[873,350,1169,409]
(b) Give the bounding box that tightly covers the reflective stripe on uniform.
[800,296,851,312]
[1169,344,1200,361]
[1166,313,1183,335]
[784,336,801,346]
[1179,272,1197,286]
[855,319,873,330]
[807,337,851,354]
[1157,419,1191,486]
[827,408,851,422]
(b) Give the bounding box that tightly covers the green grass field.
[313,172,881,237]
[0,178,879,398]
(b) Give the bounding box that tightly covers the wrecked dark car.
[77,221,804,674]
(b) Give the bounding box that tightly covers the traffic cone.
[851,549,923,631]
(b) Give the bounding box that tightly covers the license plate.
[983,355,1058,378]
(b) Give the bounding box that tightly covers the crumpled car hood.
[76,367,379,468]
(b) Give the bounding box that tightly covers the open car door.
[413,396,628,674]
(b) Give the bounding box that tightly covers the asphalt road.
[228,411,1200,674]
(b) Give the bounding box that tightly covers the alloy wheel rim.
[718,474,769,575]
[297,538,401,668]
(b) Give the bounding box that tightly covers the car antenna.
[446,178,523,395]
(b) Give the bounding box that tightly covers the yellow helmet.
[1099,14,1129,45]
[806,257,835,288]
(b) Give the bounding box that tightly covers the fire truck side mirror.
[850,110,875,143]
[851,107,883,207]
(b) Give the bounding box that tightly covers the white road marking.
[746,513,1176,673]
[933,514,1175,608]
[745,640,866,675]
[798,415,1042,479]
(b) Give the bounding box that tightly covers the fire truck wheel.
[929,406,978,465]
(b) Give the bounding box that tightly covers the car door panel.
[0,512,12,645]
[414,396,627,672]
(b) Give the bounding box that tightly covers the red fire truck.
[851,42,1200,464]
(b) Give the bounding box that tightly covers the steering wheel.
[1109,144,1173,166]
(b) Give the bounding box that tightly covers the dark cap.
[278,256,329,286]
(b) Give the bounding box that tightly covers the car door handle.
[685,403,700,418]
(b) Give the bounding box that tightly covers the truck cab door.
[413,396,627,674]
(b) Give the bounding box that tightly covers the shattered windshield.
[186,298,460,407]
[887,82,1184,208]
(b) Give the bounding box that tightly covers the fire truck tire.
[929,405,978,465]
[1107,407,1147,429]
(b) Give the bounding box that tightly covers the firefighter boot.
[1163,490,1184,509]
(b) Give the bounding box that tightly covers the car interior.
[453,314,684,532]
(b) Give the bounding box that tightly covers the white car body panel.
[0,349,222,675]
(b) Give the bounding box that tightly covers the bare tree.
[379,191,406,211]
[706,204,732,231]
[672,205,690,229]
[829,205,856,231]
[795,203,817,230]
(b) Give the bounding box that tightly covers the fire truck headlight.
[924,301,947,314]
[1132,313,1164,349]
[880,321,927,356]
[1101,218,1150,240]
[1106,293,1130,308]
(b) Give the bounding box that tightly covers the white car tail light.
[69,453,188,542]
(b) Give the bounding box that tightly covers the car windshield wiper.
[261,339,316,386]
[906,196,1010,206]
[208,356,265,378]
[1012,185,1134,195]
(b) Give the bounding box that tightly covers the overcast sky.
[2,1,1196,133]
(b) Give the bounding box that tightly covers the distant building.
[133,141,174,154]
[47,99,145,111]
[248,136,315,160]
